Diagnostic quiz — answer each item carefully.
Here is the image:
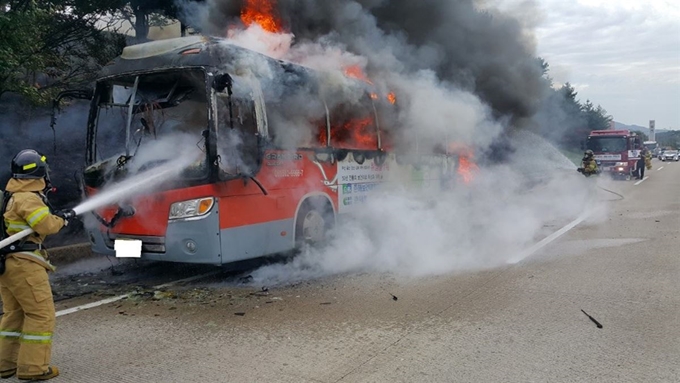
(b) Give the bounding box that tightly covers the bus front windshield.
[88,69,209,185]
[587,137,627,153]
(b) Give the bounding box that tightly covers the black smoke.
[183,0,546,127]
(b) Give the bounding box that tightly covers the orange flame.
[241,0,283,33]
[387,92,397,105]
[319,117,378,150]
[457,154,478,184]
[344,65,373,85]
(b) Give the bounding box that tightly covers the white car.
[661,150,679,161]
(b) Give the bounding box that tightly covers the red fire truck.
[585,130,642,180]
[56,36,454,265]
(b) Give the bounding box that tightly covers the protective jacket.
[2,179,65,271]
[582,157,598,176]
[644,151,653,170]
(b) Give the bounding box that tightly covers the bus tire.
[295,197,335,248]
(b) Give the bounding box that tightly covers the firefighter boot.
[18,365,59,381]
[0,368,16,379]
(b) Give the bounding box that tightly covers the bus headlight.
[169,197,214,220]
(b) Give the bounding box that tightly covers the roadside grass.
[561,149,583,166]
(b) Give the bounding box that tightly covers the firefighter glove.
[55,209,76,220]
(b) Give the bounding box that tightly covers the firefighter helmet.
[584,150,594,157]
[11,149,49,180]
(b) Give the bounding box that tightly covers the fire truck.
[585,130,642,180]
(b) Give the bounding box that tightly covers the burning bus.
[53,36,462,265]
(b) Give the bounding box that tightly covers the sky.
[493,0,680,131]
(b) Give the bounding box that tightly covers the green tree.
[581,99,613,131]
[537,57,552,87]
[0,0,125,104]
[632,130,649,142]
[112,0,203,42]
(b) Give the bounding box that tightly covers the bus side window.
[216,96,259,176]
[327,95,378,150]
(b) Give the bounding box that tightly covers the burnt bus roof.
[98,35,313,80]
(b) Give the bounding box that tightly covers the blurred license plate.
[602,167,612,171]
[114,239,142,258]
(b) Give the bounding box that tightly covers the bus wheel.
[295,198,335,247]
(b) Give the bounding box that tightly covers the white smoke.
[226,24,295,59]
[250,132,597,285]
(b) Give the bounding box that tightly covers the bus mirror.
[213,74,232,94]
[353,151,366,165]
[313,152,331,162]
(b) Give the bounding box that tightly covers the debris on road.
[581,309,603,329]
[234,312,246,316]
[153,290,177,300]
[391,294,398,301]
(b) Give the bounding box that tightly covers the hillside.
[656,131,680,149]
[614,121,668,136]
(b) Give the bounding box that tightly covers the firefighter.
[644,148,653,170]
[637,148,648,179]
[577,150,599,177]
[0,149,75,380]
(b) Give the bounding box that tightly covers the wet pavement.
[3,161,680,382]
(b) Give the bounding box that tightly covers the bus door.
[212,74,281,261]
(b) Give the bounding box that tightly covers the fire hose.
[0,209,82,253]
[0,228,35,252]
[0,152,199,253]
[0,205,131,252]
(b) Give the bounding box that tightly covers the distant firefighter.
[637,147,650,179]
[577,150,599,177]
[643,148,653,170]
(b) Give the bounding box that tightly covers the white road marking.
[56,294,128,317]
[507,213,589,264]
[56,271,221,317]
[634,176,649,186]
[657,167,664,171]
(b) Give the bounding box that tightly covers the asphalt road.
[12,161,680,382]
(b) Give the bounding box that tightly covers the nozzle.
[119,205,136,217]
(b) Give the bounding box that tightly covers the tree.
[581,99,613,131]
[112,0,204,42]
[632,130,649,142]
[559,83,582,116]
[0,0,125,104]
[537,57,552,87]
